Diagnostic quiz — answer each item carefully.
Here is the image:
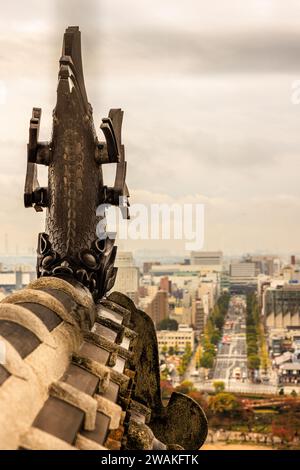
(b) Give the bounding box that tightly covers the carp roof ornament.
[24,26,130,301]
[0,26,211,451]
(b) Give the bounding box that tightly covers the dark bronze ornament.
[20,27,209,450]
[24,26,129,300]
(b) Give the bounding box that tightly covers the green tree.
[177,364,186,377]
[184,342,192,356]
[205,318,215,337]
[161,344,168,355]
[200,351,214,369]
[247,344,258,356]
[210,329,221,345]
[204,343,216,356]
[212,304,220,320]
[176,380,194,395]
[157,318,178,331]
[214,313,225,330]
[160,368,169,380]
[248,354,261,370]
[246,332,258,342]
[168,346,175,356]
[209,392,239,415]
[213,380,225,394]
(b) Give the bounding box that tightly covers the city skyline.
[2,2,300,452]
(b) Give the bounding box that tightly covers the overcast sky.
[1,0,300,256]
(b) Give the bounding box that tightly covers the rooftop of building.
[280,363,300,370]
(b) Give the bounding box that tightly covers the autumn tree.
[176,380,194,395]
[209,392,240,415]
[160,380,174,400]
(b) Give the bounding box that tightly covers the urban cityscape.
[2,249,300,449]
[1,0,300,458]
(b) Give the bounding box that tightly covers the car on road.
[233,367,241,380]
[261,375,270,383]
[190,370,200,377]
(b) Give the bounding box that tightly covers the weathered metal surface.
[108,292,208,450]
[0,26,209,450]
[24,26,129,301]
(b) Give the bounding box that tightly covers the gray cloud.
[99,29,300,75]
[1,0,300,254]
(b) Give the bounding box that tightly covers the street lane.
[212,296,248,384]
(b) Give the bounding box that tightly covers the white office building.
[113,252,139,302]
[156,324,195,353]
[191,251,223,266]
[230,262,257,288]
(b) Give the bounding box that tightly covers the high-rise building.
[15,270,22,290]
[191,298,205,334]
[263,284,300,329]
[197,281,217,312]
[143,261,161,274]
[220,271,230,291]
[0,267,36,293]
[190,251,223,266]
[159,276,171,294]
[229,262,257,293]
[115,252,134,267]
[230,262,256,277]
[113,252,140,303]
[246,255,280,277]
[145,290,168,327]
[181,290,193,326]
